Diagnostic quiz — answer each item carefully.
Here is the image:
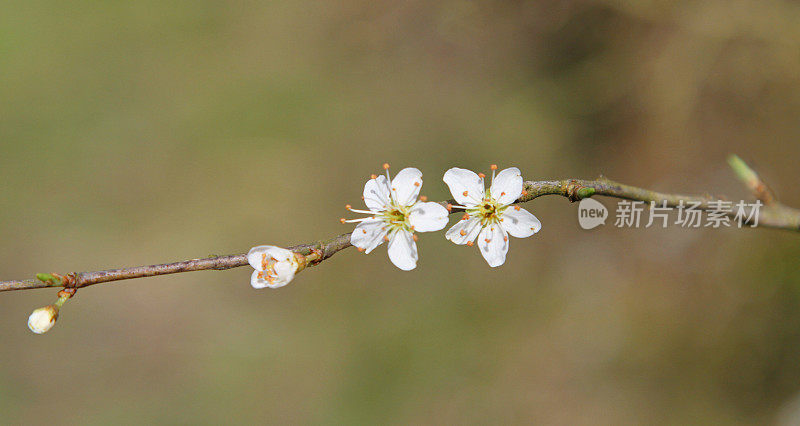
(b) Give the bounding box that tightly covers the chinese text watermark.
[579,199,762,229]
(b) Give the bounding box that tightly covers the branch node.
[566,181,594,202]
[57,287,77,299]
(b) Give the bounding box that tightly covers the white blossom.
[247,245,301,289]
[443,165,541,267]
[343,164,449,270]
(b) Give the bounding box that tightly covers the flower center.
[258,254,280,283]
[381,204,412,231]
[469,198,505,225]
[385,207,406,222]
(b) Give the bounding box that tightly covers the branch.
[2,156,798,293]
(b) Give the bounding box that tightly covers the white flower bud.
[27,305,59,334]
[247,245,302,289]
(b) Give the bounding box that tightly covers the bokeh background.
[1,1,800,424]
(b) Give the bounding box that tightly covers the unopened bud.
[28,305,59,334]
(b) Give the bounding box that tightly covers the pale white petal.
[350,219,388,254]
[408,202,449,232]
[247,245,294,271]
[387,229,418,271]
[445,216,482,245]
[267,246,294,262]
[478,224,509,267]
[270,262,295,288]
[251,269,269,289]
[490,167,523,205]
[443,167,485,206]
[500,206,541,238]
[363,175,391,211]
[250,262,295,289]
[390,167,423,207]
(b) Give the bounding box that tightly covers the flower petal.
[247,245,294,271]
[443,167,485,206]
[271,261,296,287]
[445,216,482,245]
[363,175,391,211]
[500,206,541,238]
[490,167,523,205]
[387,229,418,271]
[390,167,423,207]
[408,202,449,232]
[350,219,388,254]
[251,269,269,289]
[251,268,293,289]
[478,224,509,267]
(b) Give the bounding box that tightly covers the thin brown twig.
[2,157,797,293]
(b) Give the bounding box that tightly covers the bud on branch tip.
[27,289,75,334]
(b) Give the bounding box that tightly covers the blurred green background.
[2,1,800,424]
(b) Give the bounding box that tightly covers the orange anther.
[514,206,521,210]
[521,189,528,196]
[414,181,420,186]
[357,247,365,252]
[384,235,390,242]
[503,236,508,241]
[412,234,418,242]
[490,164,497,170]
[362,229,367,234]
[257,272,263,279]
[478,173,485,178]
[340,218,346,224]
[500,192,505,196]
[485,238,491,243]
[383,163,390,169]
[467,241,474,246]
[463,191,468,196]
[462,213,469,220]
[345,204,352,209]
[460,230,466,236]
[371,174,377,179]
[420,195,427,201]
[446,203,453,212]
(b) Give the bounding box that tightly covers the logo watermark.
[579,199,762,229]
[578,198,608,230]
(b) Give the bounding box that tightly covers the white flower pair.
[343,164,541,270]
